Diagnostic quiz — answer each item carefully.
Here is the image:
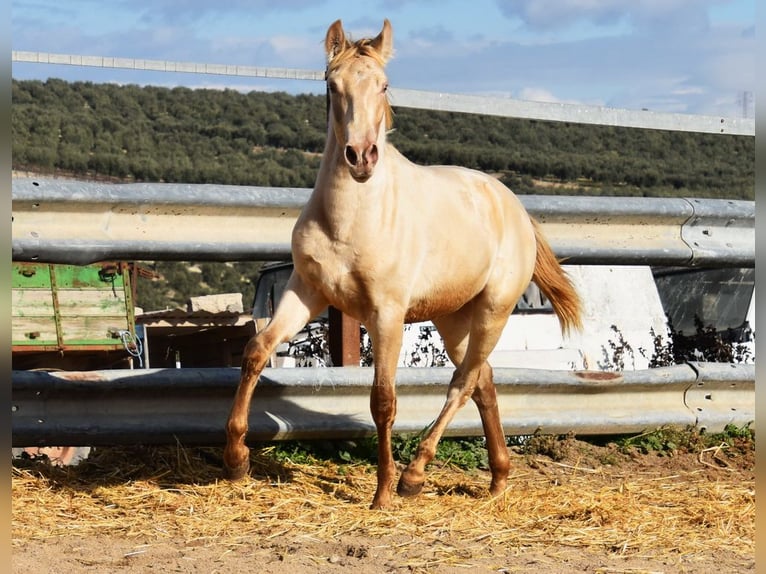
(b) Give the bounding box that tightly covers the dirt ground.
[11,534,754,574]
[12,434,754,573]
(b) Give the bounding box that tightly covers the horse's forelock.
[327,39,388,71]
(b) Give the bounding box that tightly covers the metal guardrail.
[389,87,756,136]
[12,50,327,82]
[11,363,754,446]
[11,178,754,267]
[12,51,756,136]
[12,53,756,451]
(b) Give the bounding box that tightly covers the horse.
[224,18,582,510]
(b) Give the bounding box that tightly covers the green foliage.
[716,422,755,444]
[12,79,324,187]
[615,423,754,456]
[133,260,262,312]
[429,437,490,470]
[11,78,755,310]
[12,78,754,199]
[617,427,691,456]
[268,432,490,471]
[267,423,753,471]
[389,109,754,200]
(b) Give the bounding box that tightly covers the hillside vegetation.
[11,78,754,310]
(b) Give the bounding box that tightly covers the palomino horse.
[224,19,582,510]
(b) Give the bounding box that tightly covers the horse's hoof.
[489,480,508,498]
[223,459,250,481]
[369,497,391,510]
[396,476,424,498]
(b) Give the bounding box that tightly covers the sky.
[11,0,756,118]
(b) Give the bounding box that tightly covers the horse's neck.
[312,136,395,238]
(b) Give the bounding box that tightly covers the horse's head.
[324,19,394,183]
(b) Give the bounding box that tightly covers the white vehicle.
[252,262,754,371]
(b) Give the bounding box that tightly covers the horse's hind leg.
[397,304,510,497]
[224,273,327,480]
[437,314,510,495]
[471,363,510,496]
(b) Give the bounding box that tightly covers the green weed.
[615,423,754,456]
[268,432,491,471]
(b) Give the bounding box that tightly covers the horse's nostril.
[345,145,358,166]
[368,144,378,165]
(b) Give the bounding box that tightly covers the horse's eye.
[328,81,339,94]
[382,83,389,93]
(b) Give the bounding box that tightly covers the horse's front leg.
[224,273,326,480]
[366,311,405,510]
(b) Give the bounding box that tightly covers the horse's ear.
[369,19,393,63]
[325,19,348,63]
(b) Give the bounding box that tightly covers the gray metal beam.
[12,51,755,136]
[389,87,756,136]
[11,363,754,447]
[11,178,754,267]
[12,51,326,82]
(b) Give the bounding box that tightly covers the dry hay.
[12,442,754,570]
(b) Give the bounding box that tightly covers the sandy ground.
[11,534,755,573]
[12,435,754,573]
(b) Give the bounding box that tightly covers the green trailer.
[12,262,138,370]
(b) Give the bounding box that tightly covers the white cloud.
[493,0,718,30]
[386,1,753,116]
[127,0,322,24]
[516,87,597,105]
[11,0,754,118]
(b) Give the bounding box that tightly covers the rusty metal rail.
[11,363,754,447]
[11,178,754,267]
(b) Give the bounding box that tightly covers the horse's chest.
[293,232,371,306]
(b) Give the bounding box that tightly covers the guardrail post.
[328,307,361,366]
[684,362,755,433]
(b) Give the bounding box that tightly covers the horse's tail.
[530,218,583,335]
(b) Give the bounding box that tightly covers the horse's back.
[389,152,538,315]
[395,152,536,265]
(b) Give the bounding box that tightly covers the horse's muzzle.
[344,143,378,181]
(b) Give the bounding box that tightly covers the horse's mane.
[326,38,394,130]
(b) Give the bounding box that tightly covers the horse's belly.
[404,279,482,323]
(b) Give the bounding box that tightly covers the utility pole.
[738,91,753,119]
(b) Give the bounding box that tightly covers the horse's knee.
[370,387,397,428]
[242,332,273,365]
